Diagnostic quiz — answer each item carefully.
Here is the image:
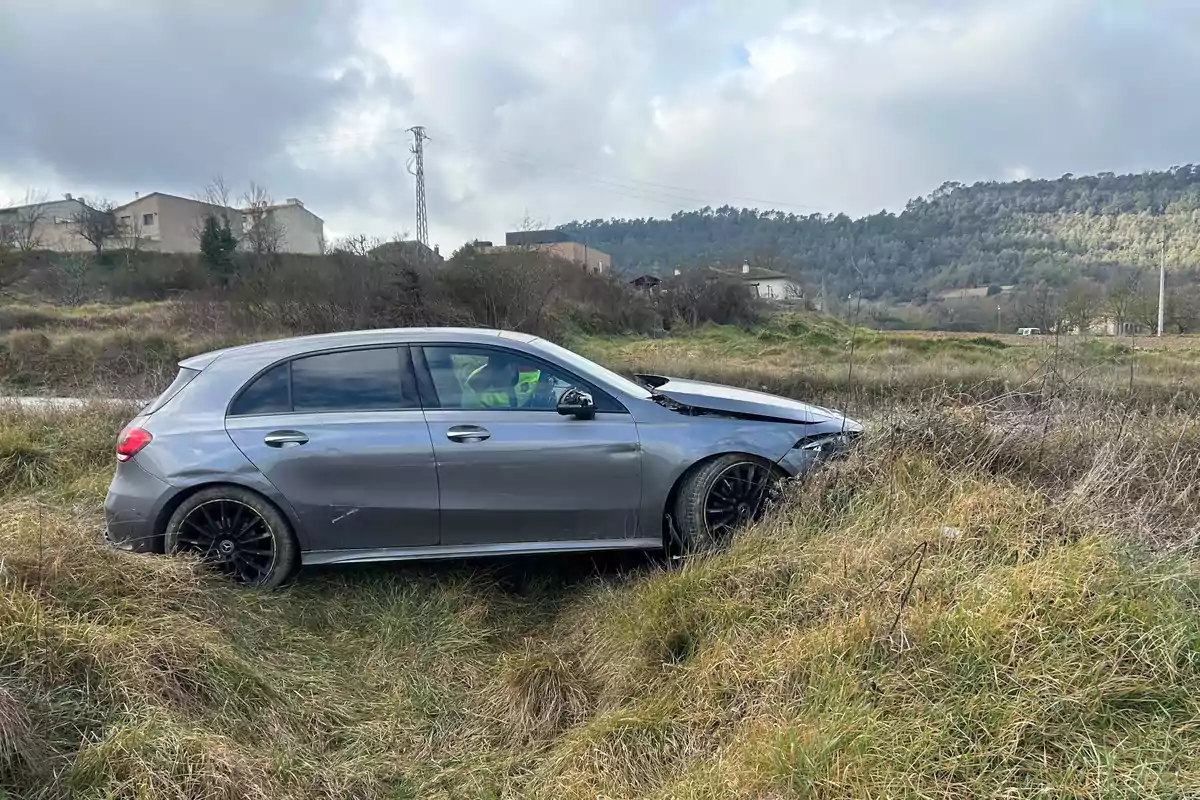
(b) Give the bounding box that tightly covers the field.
[8,299,1200,409]
[4,300,1200,797]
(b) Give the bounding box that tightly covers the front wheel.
[671,455,782,554]
[164,487,297,589]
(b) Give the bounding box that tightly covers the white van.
[1016,327,1042,336]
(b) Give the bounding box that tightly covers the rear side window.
[230,363,290,416]
[141,367,200,414]
[229,347,418,416]
[292,348,413,412]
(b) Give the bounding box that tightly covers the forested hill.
[557,167,1200,300]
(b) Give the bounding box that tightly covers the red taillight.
[116,427,153,462]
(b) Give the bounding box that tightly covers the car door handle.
[445,425,490,443]
[264,430,309,447]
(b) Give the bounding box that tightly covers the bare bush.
[70,198,119,259]
[241,182,285,258]
[656,269,761,329]
[49,253,94,306]
[437,243,569,339]
[0,189,50,254]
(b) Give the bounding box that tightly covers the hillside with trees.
[558,167,1200,308]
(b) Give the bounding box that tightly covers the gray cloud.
[0,0,379,194]
[2,0,1199,250]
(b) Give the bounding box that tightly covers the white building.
[241,198,325,254]
[0,195,93,252]
[712,263,804,302]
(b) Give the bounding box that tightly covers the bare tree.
[1013,280,1065,332]
[50,252,93,306]
[1062,278,1103,334]
[1105,269,1154,335]
[331,233,383,258]
[241,181,285,256]
[71,198,119,259]
[1167,285,1200,334]
[2,189,50,253]
[331,231,415,261]
[191,175,240,246]
[198,175,234,209]
[116,211,145,253]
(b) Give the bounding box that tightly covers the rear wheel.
[164,487,297,589]
[671,455,781,554]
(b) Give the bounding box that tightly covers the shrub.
[655,271,761,329]
[198,213,239,284]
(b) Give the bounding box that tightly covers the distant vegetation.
[559,166,1200,309]
[1,239,760,340]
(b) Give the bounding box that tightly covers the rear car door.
[225,346,440,553]
[416,344,642,546]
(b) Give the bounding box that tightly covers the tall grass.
[2,400,1199,798]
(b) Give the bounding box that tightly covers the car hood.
[636,374,860,429]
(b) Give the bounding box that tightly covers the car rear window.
[141,367,200,414]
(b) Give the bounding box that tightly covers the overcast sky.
[1,1,1197,251]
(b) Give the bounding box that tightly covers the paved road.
[0,396,137,410]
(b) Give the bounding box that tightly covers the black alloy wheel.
[174,499,277,585]
[702,460,776,537]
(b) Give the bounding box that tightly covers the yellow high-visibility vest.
[467,365,541,408]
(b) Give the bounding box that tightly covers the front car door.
[416,343,643,547]
[225,345,440,553]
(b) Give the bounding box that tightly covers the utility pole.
[997,304,1002,334]
[406,126,430,248]
[1157,236,1166,337]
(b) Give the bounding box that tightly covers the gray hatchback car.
[105,328,861,588]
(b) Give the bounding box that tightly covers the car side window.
[420,345,622,412]
[229,347,419,416]
[229,362,290,415]
[292,348,415,412]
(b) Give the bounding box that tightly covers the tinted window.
[421,345,622,412]
[230,363,290,416]
[292,348,413,412]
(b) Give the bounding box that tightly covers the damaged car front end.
[635,371,863,469]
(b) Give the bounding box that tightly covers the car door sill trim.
[301,538,662,566]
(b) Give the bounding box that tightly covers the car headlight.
[795,430,860,456]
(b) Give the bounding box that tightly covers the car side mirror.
[557,388,596,420]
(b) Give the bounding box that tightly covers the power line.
[281,122,826,213]
[432,129,826,212]
[406,126,430,247]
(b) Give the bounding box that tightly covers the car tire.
[671,454,781,554]
[164,486,298,590]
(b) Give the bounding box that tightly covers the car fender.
[135,424,311,550]
[634,414,811,534]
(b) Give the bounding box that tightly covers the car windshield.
[532,338,652,399]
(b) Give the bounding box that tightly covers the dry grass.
[2,398,1200,798]
[8,301,1200,412]
[575,321,1200,410]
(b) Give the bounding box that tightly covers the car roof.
[179,327,541,370]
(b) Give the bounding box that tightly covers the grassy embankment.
[3,397,1200,797]
[8,300,1200,411]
